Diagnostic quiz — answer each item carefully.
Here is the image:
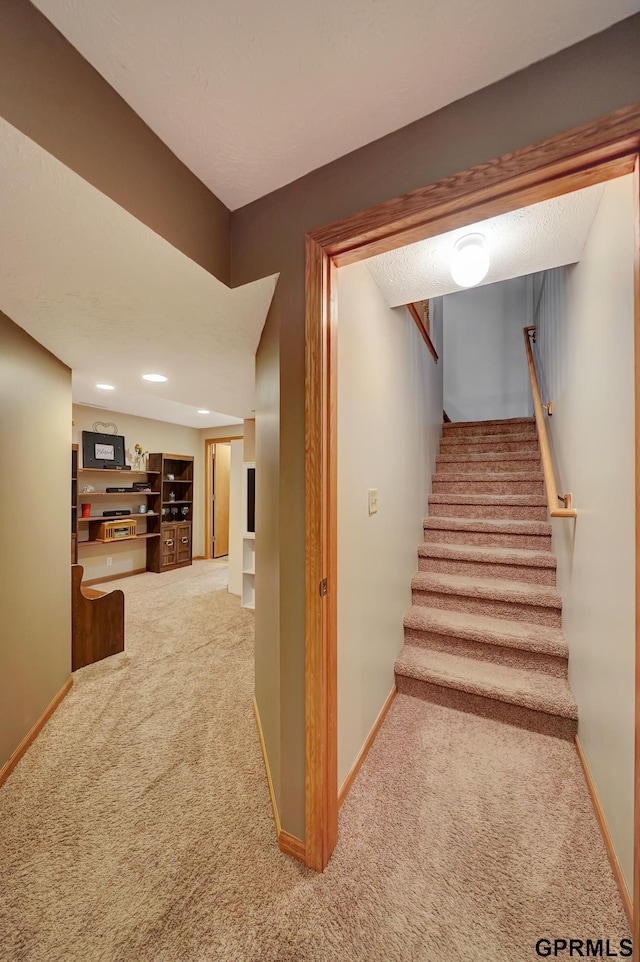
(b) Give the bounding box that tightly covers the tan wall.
[73,405,204,581]
[228,440,244,597]
[337,263,443,787]
[200,426,244,442]
[0,313,72,768]
[0,0,230,282]
[243,419,256,462]
[235,16,640,837]
[533,174,636,895]
[254,298,282,821]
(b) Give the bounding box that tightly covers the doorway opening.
[303,103,640,949]
[204,435,242,561]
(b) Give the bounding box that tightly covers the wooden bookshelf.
[71,451,194,576]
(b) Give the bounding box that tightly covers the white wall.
[443,277,533,422]
[73,405,203,581]
[228,439,244,596]
[337,261,443,788]
[533,174,636,896]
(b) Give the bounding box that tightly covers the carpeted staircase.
[395,416,578,740]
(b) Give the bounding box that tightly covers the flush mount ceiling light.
[197,409,210,414]
[142,373,167,383]
[96,383,115,390]
[451,233,490,288]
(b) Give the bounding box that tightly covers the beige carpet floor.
[0,561,629,961]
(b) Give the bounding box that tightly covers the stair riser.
[423,527,551,551]
[418,555,557,586]
[428,501,547,522]
[436,457,540,474]
[412,588,562,627]
[439,438,540,455]
[443,422,537,438]
[395,674,577,740]
[404,627,567,677]
[432,478,545,495]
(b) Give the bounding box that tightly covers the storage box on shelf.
[146,453,194,572]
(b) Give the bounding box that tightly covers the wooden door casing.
[213,443,231,557]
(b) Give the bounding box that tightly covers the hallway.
[0,562,628,961]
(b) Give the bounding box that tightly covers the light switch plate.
[368,488,378,515]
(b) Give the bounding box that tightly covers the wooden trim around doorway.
[633,153,640,944]
[304,101,640,908]
[203,435,242,561]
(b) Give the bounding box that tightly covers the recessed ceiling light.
[96,383,115,390]
[451,233,490,288]
[143,373,167,383]
[197,409,210,414]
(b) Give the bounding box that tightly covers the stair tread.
[395,644,577,718]
[441,432,540,446]
[434,472,544,482]
[403,605,567,656]
[424,516,551,535]
[443,417,535,430]
[437,450,540,463]
[411,571,562,608]
[418,541,556,568]
[429,493,547,506]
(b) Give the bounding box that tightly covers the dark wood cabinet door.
[177,523,191,564]
[162,525,177,567]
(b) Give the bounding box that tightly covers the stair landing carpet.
[395,417,579,739]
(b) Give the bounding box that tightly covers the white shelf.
[241,497,255,608]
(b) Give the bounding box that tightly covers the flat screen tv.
[247,467,255,534]
[82,431,127,470]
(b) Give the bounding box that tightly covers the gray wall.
[0,313,72,769]
[231,16,640,839]
[443,278,533,423]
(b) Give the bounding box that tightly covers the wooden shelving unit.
[71,449,194,578]
[146,453,194,573]
[78,533,160,547]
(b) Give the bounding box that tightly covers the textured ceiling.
[32,0,640,209]
[365,184,605,306]
[0,118,276,427]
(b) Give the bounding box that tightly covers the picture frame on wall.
[82,431,127,469]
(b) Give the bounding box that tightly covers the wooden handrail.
[523,326,576,519]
